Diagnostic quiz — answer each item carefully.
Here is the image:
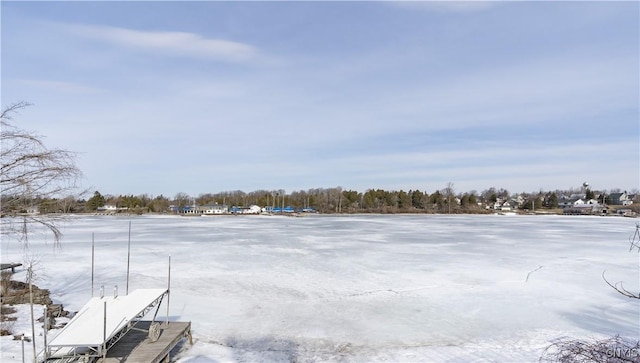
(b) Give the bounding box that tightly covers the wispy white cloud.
[65,24,259,62]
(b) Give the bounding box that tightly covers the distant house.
[263,206,296,213]
[96,205,117,213]
[229,205,260,214]
[563,198,607,215]
[246,205,261,214]
[202,204,228,215]
[558,195,603,214]
[26,206,39,215]
[609,192,633,206]
[176,204,240,215]
[585,199,603,207]
[500,201,512,212]
[559,197,598,209]
[181,205,199,214]
[511,195,525,207]
[490,199,513,212]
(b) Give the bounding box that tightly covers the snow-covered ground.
[1,214,638,362]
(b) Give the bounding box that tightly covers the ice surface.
[1,214,638,362]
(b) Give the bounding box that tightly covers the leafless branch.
[601,223,640,300]
[1,102,83,245]
[540,335,640,363]
[603,271,639,300]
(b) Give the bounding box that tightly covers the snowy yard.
[1,214,638,362]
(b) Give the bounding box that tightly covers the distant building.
[178,204,229,215]
[511,195,525,207]
[262,206,296,213]
[202,204,228,215]
[559,197,598,209]
[96,205,118,213]
[500,201,512,212]
[181,205,199,214]
[490,198,513,211]
[229,205,260,214]
[608,192,633,206]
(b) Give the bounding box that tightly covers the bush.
[540,335,640,363]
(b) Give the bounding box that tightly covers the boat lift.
[43,288,169,362]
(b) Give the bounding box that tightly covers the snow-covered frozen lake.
[1,214,638,362]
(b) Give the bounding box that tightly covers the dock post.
[126,221,131,295]
[103,300,107,360]
[91,233,95,297]
[166,255,171,326]
[28,266,36,363]
[43,306,48,360]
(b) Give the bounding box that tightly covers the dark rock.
[1,281,52,305]
[12,334,31,342]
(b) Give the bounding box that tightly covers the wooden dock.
[1,263,22,273]
[98,321,192,363]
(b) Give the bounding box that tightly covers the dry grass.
[0,304,17,336]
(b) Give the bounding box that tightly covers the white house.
[500,201,512,212]
[609,192,633,206]
[97,205,117,212]
[246,205,262,214]
[201,204,228,215]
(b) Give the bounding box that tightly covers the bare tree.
[444,182,455,214]
[1,102,83,245]
[173,192,191,209]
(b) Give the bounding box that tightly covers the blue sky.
[2,1,638,198]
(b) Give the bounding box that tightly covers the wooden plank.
[99,321,191,363]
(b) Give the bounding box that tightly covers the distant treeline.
[4,185,637,215]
